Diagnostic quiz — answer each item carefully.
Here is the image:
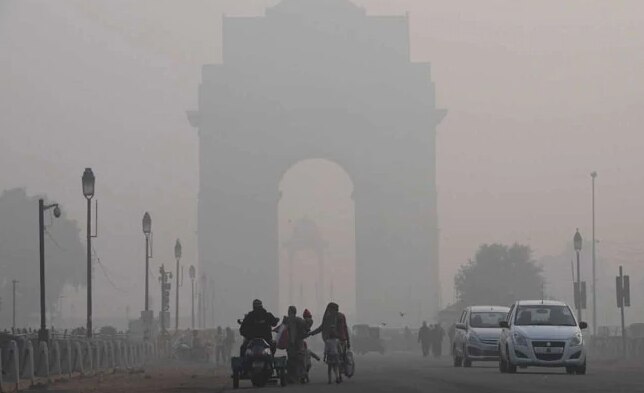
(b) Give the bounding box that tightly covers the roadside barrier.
[0,337,157,392]
[590,336,644,359]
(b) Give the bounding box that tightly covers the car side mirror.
[579,321,588,330]
[455,323,467,330]
[499,321,509,329]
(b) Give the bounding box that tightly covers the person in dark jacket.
[284,306,307,383]
[431,322,445,357]
[418,321,431,357]
[309,303,350,346]
[239,299,280,357]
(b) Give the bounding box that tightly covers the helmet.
[303,309,312,319]
[252,299,263,309]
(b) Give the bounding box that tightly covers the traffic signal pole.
[617,266,628,358]
[159,265,172,336]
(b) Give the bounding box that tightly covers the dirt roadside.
[36,362,230,393]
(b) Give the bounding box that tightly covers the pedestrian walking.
[432,323,445,357]
[418,321,431,357]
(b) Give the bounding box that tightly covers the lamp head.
[142,212,151,235]
[53,206,61,218]
[82,168,95,199]
[574,228,582,251]
[175,239,182,259]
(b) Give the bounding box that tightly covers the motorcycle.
[231,335,287,388]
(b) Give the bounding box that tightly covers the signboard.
[616,275,631,308]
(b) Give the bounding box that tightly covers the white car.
[452,305,510,367]
[498,300,587,374]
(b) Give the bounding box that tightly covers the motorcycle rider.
[239,299,280,357]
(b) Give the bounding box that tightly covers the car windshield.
[469,312,507,328]
[514,305,576,326]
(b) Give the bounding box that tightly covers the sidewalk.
[38,362,229,393]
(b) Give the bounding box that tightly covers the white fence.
[0,338,159,392]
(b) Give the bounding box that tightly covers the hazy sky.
[1,0,644,321]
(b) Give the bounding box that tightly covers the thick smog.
[1,1,643,392]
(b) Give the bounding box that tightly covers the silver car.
[452,305,510,367]
[498,300,587,374]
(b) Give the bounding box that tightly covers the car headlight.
[570,332,583,347]
[468,333,480,344]
[512,332,528,347]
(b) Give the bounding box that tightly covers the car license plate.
[252,361,264,368]
[534,347,563,354]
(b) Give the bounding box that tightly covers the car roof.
[515,300,568,307]
[468,305,510,312]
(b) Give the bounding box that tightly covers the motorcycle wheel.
[251,375,267,387]
[232,371,240,389]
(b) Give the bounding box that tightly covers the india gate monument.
[188,0,445,324]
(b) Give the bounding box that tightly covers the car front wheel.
[505,345,517,374]
[575,362,587,375]
[498,346,507,373]
[453,345,463,367]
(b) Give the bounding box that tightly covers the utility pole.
[39,199,46,341]
[12,280,18,330]
[189,265,196,329]
[175,240,182,332]
[591,171,597,336]
[39,198,60,342]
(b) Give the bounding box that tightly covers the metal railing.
[590,336,644,359]
[0,336,162,392]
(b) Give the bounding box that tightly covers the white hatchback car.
[453,305,510,367]
[498,300,587,374]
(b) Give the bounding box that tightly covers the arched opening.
[278,159,355,318]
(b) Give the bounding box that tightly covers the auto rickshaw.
[352,324,385,355]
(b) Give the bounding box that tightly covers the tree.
[0,188,84,328]
[455,243,544,307]
[99,325,117,336]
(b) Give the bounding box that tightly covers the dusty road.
[42,353,643,393]
[226,353,643,393]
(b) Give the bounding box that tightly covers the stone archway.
[279,158,355,317]
[189,0,445,324]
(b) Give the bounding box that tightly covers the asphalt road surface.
[225,353,643,393]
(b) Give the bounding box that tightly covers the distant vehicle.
[498,300,587,375]
[628,323,644,338]
[452,305,510,367]
[352,324,385,355]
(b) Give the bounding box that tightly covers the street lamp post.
[39,198,61,343]
[591,171,597,336]
[574,229,583,322]
[82,168,96,338]
[189,265,196,329]
[142,212,152,340]
[174,239,182,331]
